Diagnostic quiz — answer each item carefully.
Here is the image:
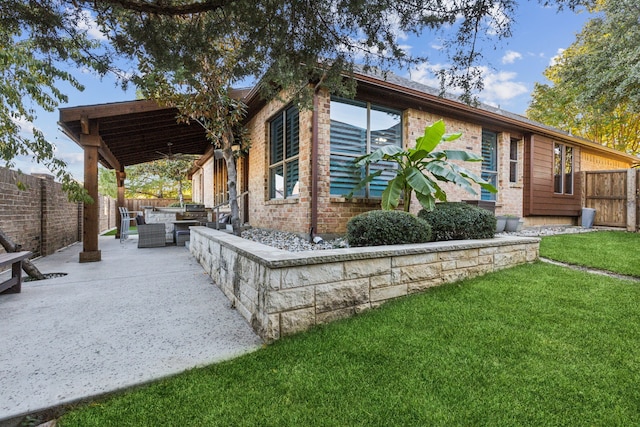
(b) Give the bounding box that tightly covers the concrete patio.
[0,235,263,425]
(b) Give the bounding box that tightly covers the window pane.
[554,143,563,193]
[285,105,299,159]
[509,139,518,183]
[330,154,364,197]
[286,160,299,197]
[510,139,518,160]
[270,115,283,164]
[370,106,402,151]
[369,161,398,198]
[482,130,497,173]
[481,172,497,201]
[269,165,284,199]
[564,146,573,194]
[330,98,367,156]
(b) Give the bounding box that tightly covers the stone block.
[371,284,407,302]
[398,264,441,283]
[281,262,343,288]
[280,307,316,336]
[408,278,443,293]
[456,257,478,269]
[370,273,393,289]
[392,252,438,267]
[316,279,369,313]
[441,260,457,271]
[316,304,371,324]
[344,258,390,279]
[267,287,315,313]
[495,251,526,268]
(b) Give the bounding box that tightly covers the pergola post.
[79,119,102,262]
[115,168,126,239]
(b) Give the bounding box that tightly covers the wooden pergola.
[58,100,211,262]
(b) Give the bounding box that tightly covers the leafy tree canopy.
[526,0,640,154]
[2,0,591,204]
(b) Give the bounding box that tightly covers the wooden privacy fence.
[581,169,638,231]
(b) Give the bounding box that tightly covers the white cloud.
[407,63,528,108]
[549,48,565,66]
[479,67,528,106]
[76,9,107,41]
[502,50,522,64]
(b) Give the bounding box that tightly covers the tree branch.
[89,0,229,15]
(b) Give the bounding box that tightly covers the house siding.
[524,134,582,217]
[191,76,637,235]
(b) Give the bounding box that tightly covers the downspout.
[310,88,320,240]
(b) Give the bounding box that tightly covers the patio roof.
[59,99,210,169]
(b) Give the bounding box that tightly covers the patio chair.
[119,207,136,242]
[137,223,166,248]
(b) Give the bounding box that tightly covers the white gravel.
[242,225,600,252]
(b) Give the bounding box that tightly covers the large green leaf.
[405,166,436,196]
[415,119,445,152]
[355,145,404,166]
[381,176,404,210]
[415,191,436,212]
[439,150,483,162]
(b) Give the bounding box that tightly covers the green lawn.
[101,226,137,236]
[59,262,640,426]
[540,230,640,277]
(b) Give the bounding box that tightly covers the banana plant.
[346,120,497,212]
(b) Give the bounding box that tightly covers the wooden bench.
[0,251,32,294]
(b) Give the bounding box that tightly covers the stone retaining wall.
[189,227,540,342]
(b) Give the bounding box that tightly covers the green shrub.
[418,202,496,241]
[346,210,432,247]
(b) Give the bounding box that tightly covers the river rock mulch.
[242,225,599,252]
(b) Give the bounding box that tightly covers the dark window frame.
[268,105,300,199]
[329,96,403,198]
[481,130,498,201]
[509,138,519,183]
[553,142,574,195]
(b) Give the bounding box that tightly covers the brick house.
[191,70,638,237]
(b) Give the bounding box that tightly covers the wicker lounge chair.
[137,223,166,248]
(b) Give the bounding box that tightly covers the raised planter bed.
[189,227,540,342]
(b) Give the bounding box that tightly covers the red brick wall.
[0,168,82,257]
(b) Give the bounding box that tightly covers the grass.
[59,262,640,426]
[101,226,137,236]
[540,230,640,277]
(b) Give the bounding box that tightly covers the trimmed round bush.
[346,210,432,247]
[418,202,496,241]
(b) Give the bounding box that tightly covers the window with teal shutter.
[481,130,497,201]
[269,105,299,199]
[330,97,402,197]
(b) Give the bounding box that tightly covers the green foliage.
[98,168,117,198]
[125,159,195,201]
[348,120,496,212]
[418,202,496,241]
[1,0,111,203]
[346,210,432,247]
[527,0,640,155]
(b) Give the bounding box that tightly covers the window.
[554,143,573,194]
[481,130,498,201]
[269,105,299,199]
[329,97,402,197]
[509,139,519,183]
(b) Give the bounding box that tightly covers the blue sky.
[13,3,592,180]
